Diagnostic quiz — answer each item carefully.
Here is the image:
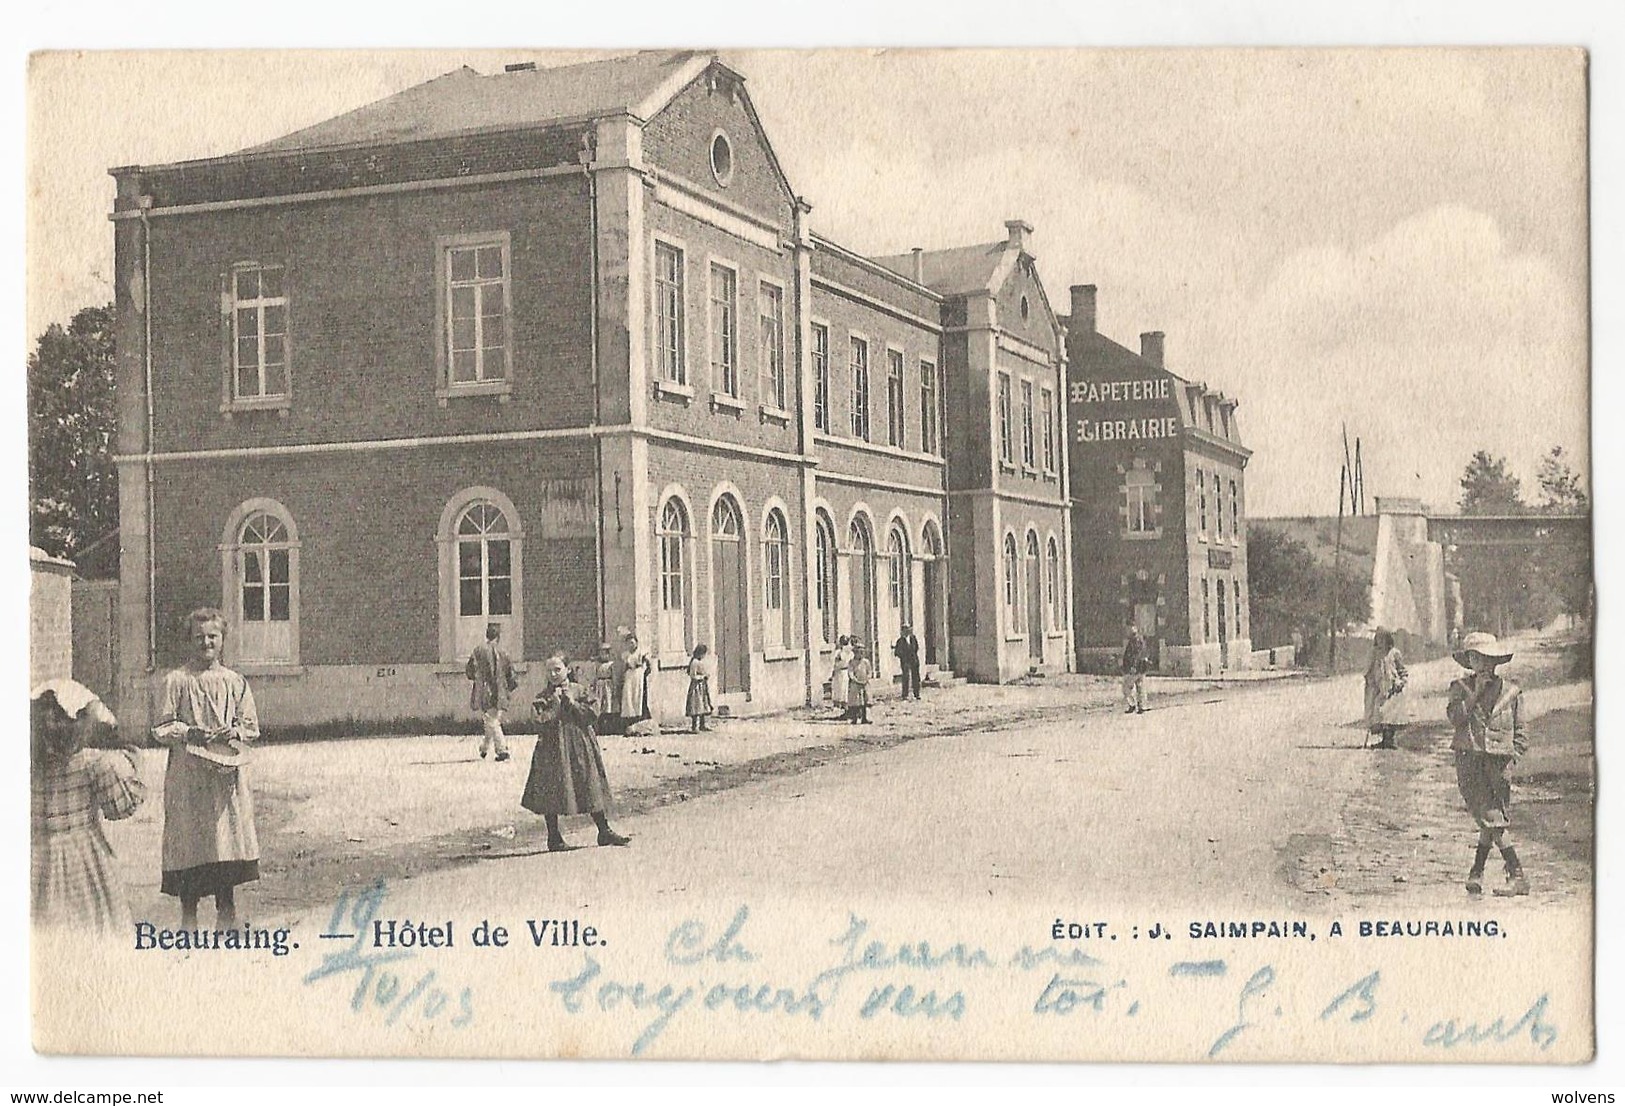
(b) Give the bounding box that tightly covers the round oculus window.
[1020,295,1031,321]
[710,131,734,186]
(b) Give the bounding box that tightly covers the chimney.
[1140,331,1165,367]
[1069,285,1097,333]
[1004,219,1033,252]
[911,247,924,284]
[504,61,537,72]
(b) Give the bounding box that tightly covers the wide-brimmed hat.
[32,678,116,726]
[187,734,251,769]
[1454,631,1513,667]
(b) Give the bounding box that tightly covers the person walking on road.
[151,608,261,930]
[685,643,716,733]
[1121,625,1151,713]
[893,624,923,701]
[465,622,518,762]
[523,654,630,851]
[1446,632,1529,897]
[830,635,853,718]
[1363,628,1410,749]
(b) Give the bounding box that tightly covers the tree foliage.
[1458,450,1525,515]
[1247,525,1371,656]
[1536,446,1588,513]
[29,304,118,561]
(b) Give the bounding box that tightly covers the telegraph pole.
[1328,424,1351,672]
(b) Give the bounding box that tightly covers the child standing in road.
[848,644,873,725]
[686,643,715,733]
[152,608,261,929]
[1446,632,1529,896]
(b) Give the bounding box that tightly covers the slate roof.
[871,241,1008,296]
[240,50,709,155]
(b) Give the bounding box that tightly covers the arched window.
[848,515,877,656]
[437,488,524,662]
[1002,533,1020,631]
[222,501,299,665]
[886,523,911,625]
[1046,536,1064,630]
[763,508,791,648]
[657,497,691,654]
[814,511,837,645]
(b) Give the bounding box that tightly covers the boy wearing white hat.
[1445,631,1528,896]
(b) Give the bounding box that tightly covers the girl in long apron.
[151,608,261,929]
[686,644,716,732]
[830,635,852,719]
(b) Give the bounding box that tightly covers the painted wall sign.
[1072,376,1179,442]
[1207,547,1234,569]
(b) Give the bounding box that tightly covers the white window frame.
[435,232,513,402]
[1125,468,1158,537]
[811,321,831,432]
[1020,378,1036,468]
[1046,535,1064,630]
[886,523,911,622]
[814,509,837,646]
[219,498,300,669]
[1230,479,1241,545]
[1002,532,1021,632]
[1040,387,1056,472]
[229,263,291,407]
[997,372,1014,464]
[436,487,525,663]
[885,347,906,448]
[657,494,694,655]
[708,259,739,398]
[653,237,688,386]
[759,280,788,412]
[920,360,939,455]
[762,506,792,648]
[849,334,871,441]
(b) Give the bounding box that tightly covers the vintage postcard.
[25,47,1592,1062]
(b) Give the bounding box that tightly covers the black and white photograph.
[19,39,1600,1071]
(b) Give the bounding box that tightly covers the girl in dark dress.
[522,654,631,851]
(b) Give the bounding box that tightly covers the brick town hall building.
[108,51,1080,731]
[1062,286,1253,675]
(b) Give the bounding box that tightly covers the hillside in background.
[1250,515,1380,583]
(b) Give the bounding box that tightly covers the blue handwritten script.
[302,881,475,1029]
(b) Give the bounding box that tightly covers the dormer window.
[709,130,734,187]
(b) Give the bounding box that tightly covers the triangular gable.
[643,58,797,209]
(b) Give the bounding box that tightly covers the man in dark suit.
[893,623,922,700]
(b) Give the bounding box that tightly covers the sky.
[25,47,1589,517]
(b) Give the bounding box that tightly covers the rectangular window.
[1040,387,1056,471]
[1233,580,1243,637]
[850,337,871,441]
[997,373,1014,463]
[1197,468,1208,534]
[920,361,939,454]
[1125,471,1157,535]
[709,262,736,395]
[232,265,289,400]
[812,324,830,431]
[655,241,686,384]
[1201,577,1211,642]
[886,348,906,447]
[1214,473,1224,538]
[1020,380,1036,467]
[1230,480,1240,542]
[445,242,509,386]
[760,282,786,409]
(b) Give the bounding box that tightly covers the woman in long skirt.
[616,632,653,734]
[1363,628,1410,749]
[686,643,716,732]
[830,635,852,719]
[31,680,145,936]
[523,654,631,851]
[151,608,260,928]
